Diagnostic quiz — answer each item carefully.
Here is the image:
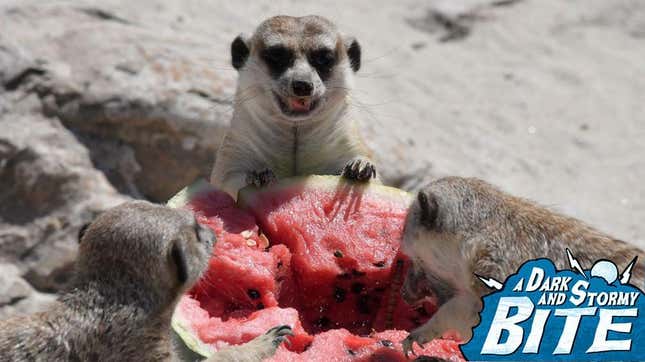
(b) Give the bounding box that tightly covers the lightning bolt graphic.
[566,248,587,279]
[620,256,638,284]
[475,274,503,290]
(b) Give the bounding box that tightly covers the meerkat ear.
[170,242,189,284]
[231,34,250,70]
[417,191,438,229]
[345,37,361,72]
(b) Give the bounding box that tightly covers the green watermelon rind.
[238,175,413,207]
[166,178,215,209]
[171,309,214,358]
[167,178,216,358]
[167,175,412,358]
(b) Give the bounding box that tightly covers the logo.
[461,250,644,361]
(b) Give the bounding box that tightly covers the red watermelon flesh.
[268,329,465,362]
[170,176,465,361]
[237,178,437,335]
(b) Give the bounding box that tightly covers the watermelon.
[169,176,464,361]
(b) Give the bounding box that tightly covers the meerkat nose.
[292,80,313,96]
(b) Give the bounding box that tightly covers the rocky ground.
[1,0,644,317]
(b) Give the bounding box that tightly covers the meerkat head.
[401,177,501,304]
[404,177,504,239]
[231,15,361,122]
[74,201,215,310]
[401,190,441,305]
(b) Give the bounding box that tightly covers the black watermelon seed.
[314,316,331,328]
[256,302,264,310]
[373,261,386,268]
[347,349,356,356]
[277,261,283,268]
[334,287,347,303]
[247,289,260,300]
[416,306,430,317]
[351,269,366,277]
[380,339,394,348]
[357,295,370,314]
[414,356,447,362]
[337,273,352,280]
[374,287,386,293]
[351,282,366,294]
[334,250,344,258]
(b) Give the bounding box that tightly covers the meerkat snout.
[169,219,215,286]
[230,15,361,121]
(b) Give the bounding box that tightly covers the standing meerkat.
[399,177,644,356]
[0,201,291,362]
[211,15,376,198]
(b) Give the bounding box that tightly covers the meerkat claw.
[246,169,277,188]
[342,159,377,182]
[402,331,429,359]
[266,325,294,347]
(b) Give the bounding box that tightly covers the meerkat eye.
[261,46,294,75]
[308,48,335,69]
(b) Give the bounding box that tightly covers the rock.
[0,263,32,306]
[0,263,57,320]
[405,0,523,42]
[0,1,236,319]
[1,4,235,201]
[0,111,128,293]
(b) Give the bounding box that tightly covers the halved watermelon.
[170,176,464,361]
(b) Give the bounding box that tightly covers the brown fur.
[211,15,376,198]
[400,177,644,355]
[252,15,341,52]
[0,201,291,361]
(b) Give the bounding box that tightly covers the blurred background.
[1,0,643,318]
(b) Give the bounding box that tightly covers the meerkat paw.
[205,325,293,362]
[402,326,439,359]
[341,158,377,182]
[264,324,294,348]
[246,169,277,188]
[243,325,293,359]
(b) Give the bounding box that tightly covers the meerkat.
[211,15,376,198]
[399,177,644,356]
[0,201,292,362]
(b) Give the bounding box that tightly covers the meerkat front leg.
[341,157,377,182]
[402,292,480,357]
[205,325,293,362]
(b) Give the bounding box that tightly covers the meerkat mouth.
[273,92,320,118]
